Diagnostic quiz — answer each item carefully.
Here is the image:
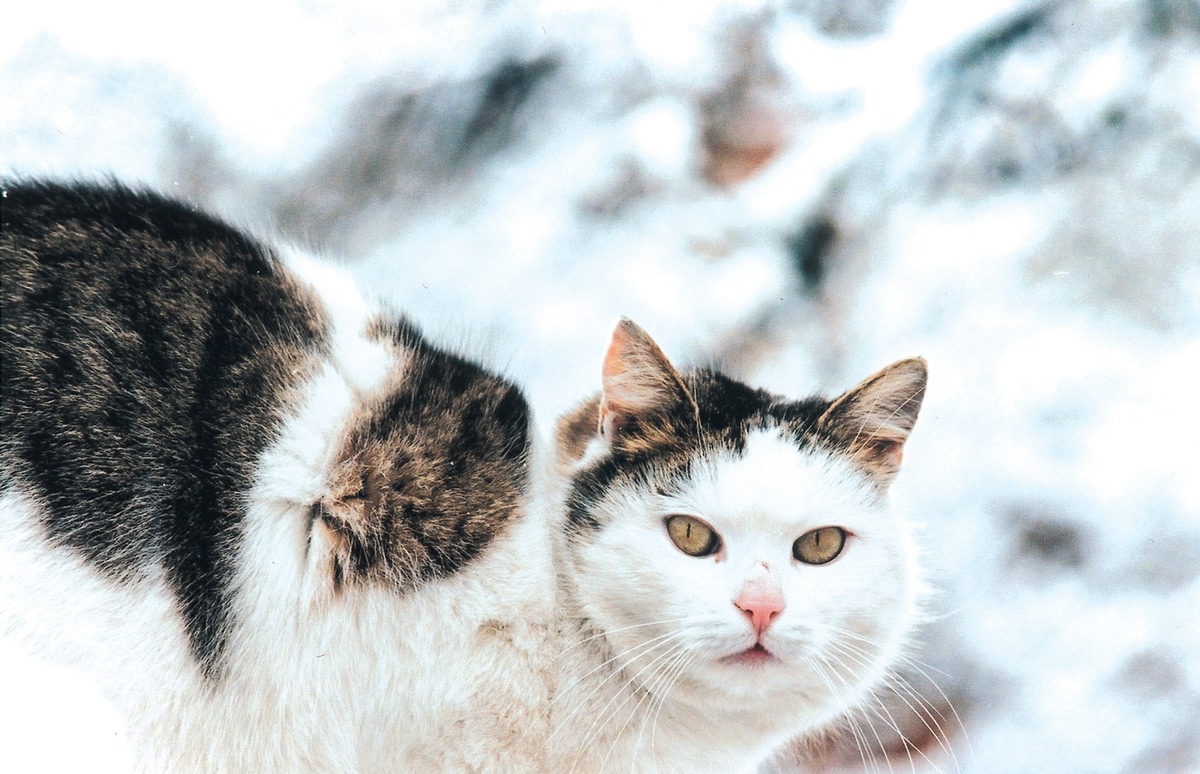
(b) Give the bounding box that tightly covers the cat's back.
[1,178,320,341]
[1,179,324,667]
[1,180,323,453]
[0,180,556,771]
[0,179,324,509]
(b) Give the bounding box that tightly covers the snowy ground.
[4,0,1200,771]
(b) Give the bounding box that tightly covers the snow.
[4,0,1199,771]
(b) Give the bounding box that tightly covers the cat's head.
[557,319,927,733]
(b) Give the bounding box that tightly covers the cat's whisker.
[825,639,952,774]
[545,625,690,718]
[610,649,678,772]
[548,629,688,751]
[835,652,926,768]
[886,657,974,765]
[871,664,963,773]
[601,641,695,774]
[809,652,878,774]
[647,648,704,773]
[812,651,888,774]
[831,639,950,729]
[571,637,694,773]
[566,637,690,774]
[819,645,909,774]
[556,617,695,659]
[857,687,912,774]
[826,626,971,770]
[627,640,696,772]
[824,627,956,698]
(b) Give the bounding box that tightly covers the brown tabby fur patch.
[315,319,532,590]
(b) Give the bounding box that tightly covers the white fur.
[286,248,403,396]
[0,486,195,769]
[0,467,560,772]
[1,250,924,771]
[1,423,922,773]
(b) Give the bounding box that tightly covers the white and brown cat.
[0,179,928,772]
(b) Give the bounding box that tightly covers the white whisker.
[648,648,704,772]
[568,635,690,774]
[630,642,696,771]
[830,633,960,772]
[546,626,686,724]
[830,645,925,773]
[810,652,877,773]
[610,641,695,774]
[827,626,972,769]
[814,650,891,774]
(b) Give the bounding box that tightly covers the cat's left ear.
[818,358,927,485]
[598,318,700,452]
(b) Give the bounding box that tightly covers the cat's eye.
[793,527,847,565]
[665,515,721,557]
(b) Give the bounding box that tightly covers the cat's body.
[1,179,929,773]
[1,179,554,771]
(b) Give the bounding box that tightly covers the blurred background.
[3,0,1199,771]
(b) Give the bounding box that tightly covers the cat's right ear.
[817,357,927,485]
[598,318,700,452]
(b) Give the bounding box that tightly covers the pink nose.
[735,575,785,636]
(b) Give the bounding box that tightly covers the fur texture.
[1,181,928,772]
[1,180,545,770]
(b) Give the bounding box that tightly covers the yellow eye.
[793,527,847,565]
[665,515,721,557]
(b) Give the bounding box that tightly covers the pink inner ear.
[602,326,630,384]
[598,321,645,437]
[596,318,698,443]
[599,401,628,439]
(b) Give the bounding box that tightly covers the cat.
[0,178,929,773]
[549,319,929,772]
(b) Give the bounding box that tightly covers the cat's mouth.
[722,642,777,666]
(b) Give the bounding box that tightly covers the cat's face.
[559,319,926,730]
[569,430,919,719]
